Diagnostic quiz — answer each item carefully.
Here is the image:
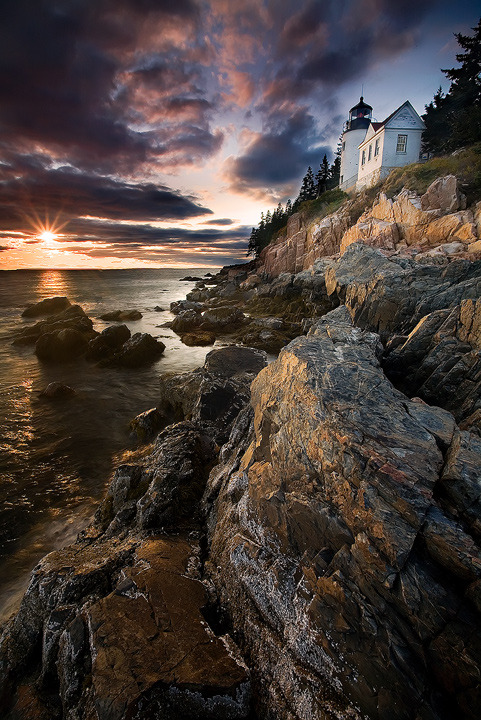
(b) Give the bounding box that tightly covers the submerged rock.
[39,382,76,399]
[99,310,142,321]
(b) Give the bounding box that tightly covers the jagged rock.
[22,296,71,318]
[35,328,90,363]
[39,382,76,399]
[106,332,165,368]
[420,175,467,213]
[236,325,291,353]
[205,306,481,720]
[307,209,350,260]
[86,324,131,361]
[384,300,481,421]
[203,346,266,377]
[0,534,250,720]
[170,300,203,314]
[180,330,216,346]
[340,216,399,255]
[170,309,203,333]
[423,211,477,246]
[99,310,142,321]
[201,306,246,331]
[14,304,95,346]
[129,407,165,442]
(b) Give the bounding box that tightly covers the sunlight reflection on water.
[35,269,69,296]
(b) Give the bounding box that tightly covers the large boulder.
[14,304,95,346]
[201,306,246,331]
[170,309,203,333]
[107,332,165,368]
[86,323,131,361]
[203,346,267,377]
[420,175,467,213]
[35,328,89,363]
[22,296,71,318]
[205,306,481,720]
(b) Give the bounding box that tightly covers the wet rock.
[99,310,142,321]
[39,382,76,399]
[236,325,291,353]
[129,407,165,442]
[22,296,71,318]
[170,300,203,314]
[107,332,165,368]
[180,330,216,346]
[35,328,89,363]
[14,304,95,346]
[86,323,131,361]
[170,309,203,333]
[201,306,246,331]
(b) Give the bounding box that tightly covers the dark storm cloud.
[0,165,212,233]
[224,109,331,194]
[204,218,235,225]
[0,0,216,170]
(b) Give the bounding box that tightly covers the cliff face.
[258,176,481,277]
[1,176,481,720]
[205,307,481,720]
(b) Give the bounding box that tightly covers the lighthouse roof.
[349,96,373,115]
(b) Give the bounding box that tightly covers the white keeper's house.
[339,96,426,192]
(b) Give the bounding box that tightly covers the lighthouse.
[339,96,373,191]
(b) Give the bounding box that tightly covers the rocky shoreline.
[1,175,481,719]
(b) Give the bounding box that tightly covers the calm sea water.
[0,268,215,621]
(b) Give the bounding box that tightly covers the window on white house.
[368,144,372,161]
[374,139,380,156]
[361,150,366,165]
[342,141,345,150]
[396,134,407,153]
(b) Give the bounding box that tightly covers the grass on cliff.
[296,188,348,222]
[382,142,481,204]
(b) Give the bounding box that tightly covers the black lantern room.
[346,96,372,131]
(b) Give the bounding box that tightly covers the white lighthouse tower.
[339,96,372,191]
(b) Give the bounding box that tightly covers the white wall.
[381,128,423,169]
[340,128,367,189]
[356,131,384,184]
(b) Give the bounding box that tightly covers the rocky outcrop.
[14,304,96,347]
[86,324,131,361]
[0,349,265,720]
[257,176,480,277]
[204,307,481,720]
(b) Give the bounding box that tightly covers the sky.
[0,0,479,269]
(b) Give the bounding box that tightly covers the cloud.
[223,109,331,197]
[0,164,212,234]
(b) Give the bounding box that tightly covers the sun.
[38,230,58,243]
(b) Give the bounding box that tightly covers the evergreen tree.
[316,155,330,196]
[423,18,481,153]
[285,198,292,215]
[327,156,341,189]
[297,166,316,204]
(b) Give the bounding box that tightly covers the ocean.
[0,267,214,622]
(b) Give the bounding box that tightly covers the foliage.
[247,152,343,257]
[423,18,481,154]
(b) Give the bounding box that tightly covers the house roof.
[358,100,425,148]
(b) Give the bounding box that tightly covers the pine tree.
[423,18,481,153]
[316,155,330,196]
[285,198,292,216]
[327,156,341,189]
